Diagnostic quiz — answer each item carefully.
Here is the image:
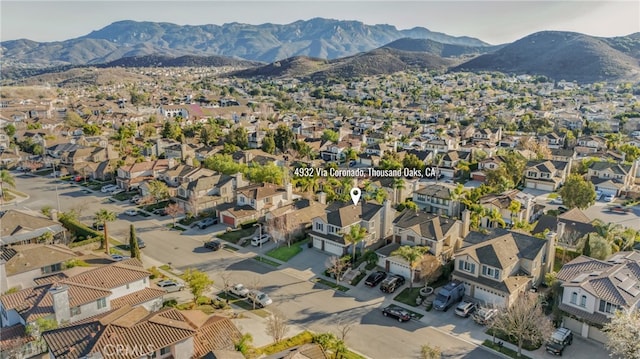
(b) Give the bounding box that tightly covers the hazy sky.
[1,1,638,45]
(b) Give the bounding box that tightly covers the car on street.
[609,205,632,213]
[157,280,185,293]
[545,327,573,356]
[382,306,411,322]
[557,206,569,214]
[101,184,118,193]
[251,234,271,246]
[364,271,387,287]
[230,284,250,298]
[74,175,85,182]
[124,209,138,216]
[473,308,498,325]
[130,195,142,203]
[93,222,105,230]
[379,274,406,293]
[110,254,130,261]
[196,217,217,229]
[124,237,146,249]
[204,240,223,251]
[455,301,477,318]
[247,290,272,307]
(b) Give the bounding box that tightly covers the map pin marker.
[350,187,361,205]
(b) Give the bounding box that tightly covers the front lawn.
[394,287,422,307]
[485,329,542,351]
[217,293,270,317]
[112,191,138,201]
[217,227,256,244]
[140,200,169,212]
[350,271,367,286]
[266,244,302,262]
[482,340,531,359]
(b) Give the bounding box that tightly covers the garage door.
[388,260,411,279]
[324,241,345,256]
[588,326,608,344]
[474,286,505,307]
[563,316,583,334]
[595,187,616,197]
[222,215,235,226]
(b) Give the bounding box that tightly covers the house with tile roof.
[116,158,176,190]
[0,259,164,331]
[0,209,65,247]
[478,189,537,228]
[523,159,571,191]
[41,306,242,359]
[556,251,640,344]
[0,244,76,292]
[218,182,293,228]
[412,183,462,218]
[587,161,636,197]
[452,228,554,307]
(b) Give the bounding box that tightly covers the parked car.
[433,280,465,311]
[382,306,411,322]
[364,271,387,287]
[557,206,569,214]
[251,234,271,246]
[454,301,477,318]
[124,237,146,249]
[196,217,217,229]
[609,205,632,213]
[152,208,167,216]
[204,240,223,251]
[124,209,138,216]
[92,222,104,230]
[603,194,615,202]
[473,308,498,325]
[551,196,563,205]
[157,280,185,293]
[230,284,250,298]
[130,195,141,203]
[545,327,573,356]
[110,254,129,261]
[247,290,272,307]
[379,274,406,294]
[101,184,118,193]
[74,175,85,182]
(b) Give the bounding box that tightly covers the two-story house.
[532,208,595,248]
[438,151,472,179]
[0,244,76,292]
[452,229,554,307]
[42,306,243,359]
[116,158,175,190]
[470,156,505,182]
[309,200,394,256]
[478,189,536,228]
[539,133,566,149]
[218,182,293,228]
[472,128,502,145]
[556,251,640,344]
[176,173,237,215]
[412,184,462,218]
[523,159,571,191]
[587,161,636,197]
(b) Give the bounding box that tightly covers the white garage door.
[588,326,609,344]
[563,316,583,335]
[595,186,616,196]
[324,241,345,256]
[536,183,555,191]
[313,237,323,251]
[474,286,506,307]
[388,260,411,279]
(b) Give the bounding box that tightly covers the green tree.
[484,208,506,228]
[147,180,169,203]
[342,224,368,264]
[582,234,591,257]
[226,127,249,149]
[181,268,214,304]
[0,169,16,201]
[95,209,116,254]
[261,134,276,154]
[589,234,612,260]
[559,174,596,209]
[161,121,182,141]
[203,154,245,174]
[420,344,442,359]
[321,129,340,143]
[64,112,84,128]
[128,224,140,259]
[402,153,425,171]
[392,178,405,205]
[619,144,640,162]
[390,245,430,288]
[508,200,522,224]
[82,124,101,136]
[274,125,295,152]
[4,124,16,137]
[234,333,254,356]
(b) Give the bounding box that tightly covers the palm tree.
[95,209,116,255]
[484,208,506,228]
[508,200,522,226]
[0,169,16,202]
[392,178,405,205]
[455,160,471,180]
[342,224,367,264]
[592,219,623,251]
[390,245,431,288]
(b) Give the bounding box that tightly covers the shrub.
[240,220,258,229]
[69,236,101,248]
[148,266,164,280]
[196,296,212,305]
[212,299,230,309]
[163,299,178,308]
[59,216,103,243]
[260,331,314,355]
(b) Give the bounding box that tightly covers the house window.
[315,222,324,232]
[160,347,170,356]
[580,295,587,307]
[71,306,81,316]
[417,195,426,202]
[407,235,415,243]
[481,265,500,279]
[458,260,475,273]
[239,197,245,204]
[570,292,577,304]
[599,300,620,314]
[41,263,62,275]
[143,277,147,284]
[97,298,106,309]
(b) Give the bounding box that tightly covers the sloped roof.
[392,209,457,241]
[458,229,547,269]
[4,244,76,276]
[324,201,383,227]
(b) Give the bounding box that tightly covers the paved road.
[14,175,502,359]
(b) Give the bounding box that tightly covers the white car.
[124,209,138,216]
[247,290,272,307]
[230,284,250,298]
[251,234,271,247]
[603,194,615,202]
[550,196,563,205]
[111,254,130,261]
[157,280,185,293]
[101,184,118,193]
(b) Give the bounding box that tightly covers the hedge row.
[69,236,102,248]
[59,216,103,242]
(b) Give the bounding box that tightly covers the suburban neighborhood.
[1,26,640,359]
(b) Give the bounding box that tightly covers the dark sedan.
[364,271,387,287]
[204,240,223,251]
[382,306,411,322]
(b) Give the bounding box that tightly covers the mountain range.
[2,19,640,83]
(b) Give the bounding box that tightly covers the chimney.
[285,182,293,202]
[461,209,471,238]
[317,191,327,205]
[49,209,58,222]
[167,157,176,169]
[381,199,394,238]
[545,231,557,275]
[556,221,566,241]
[50,284,71,324]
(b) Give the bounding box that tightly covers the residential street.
[13,175,610,359]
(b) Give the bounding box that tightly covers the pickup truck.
[230,284,249,298]
[545,327,573,356]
